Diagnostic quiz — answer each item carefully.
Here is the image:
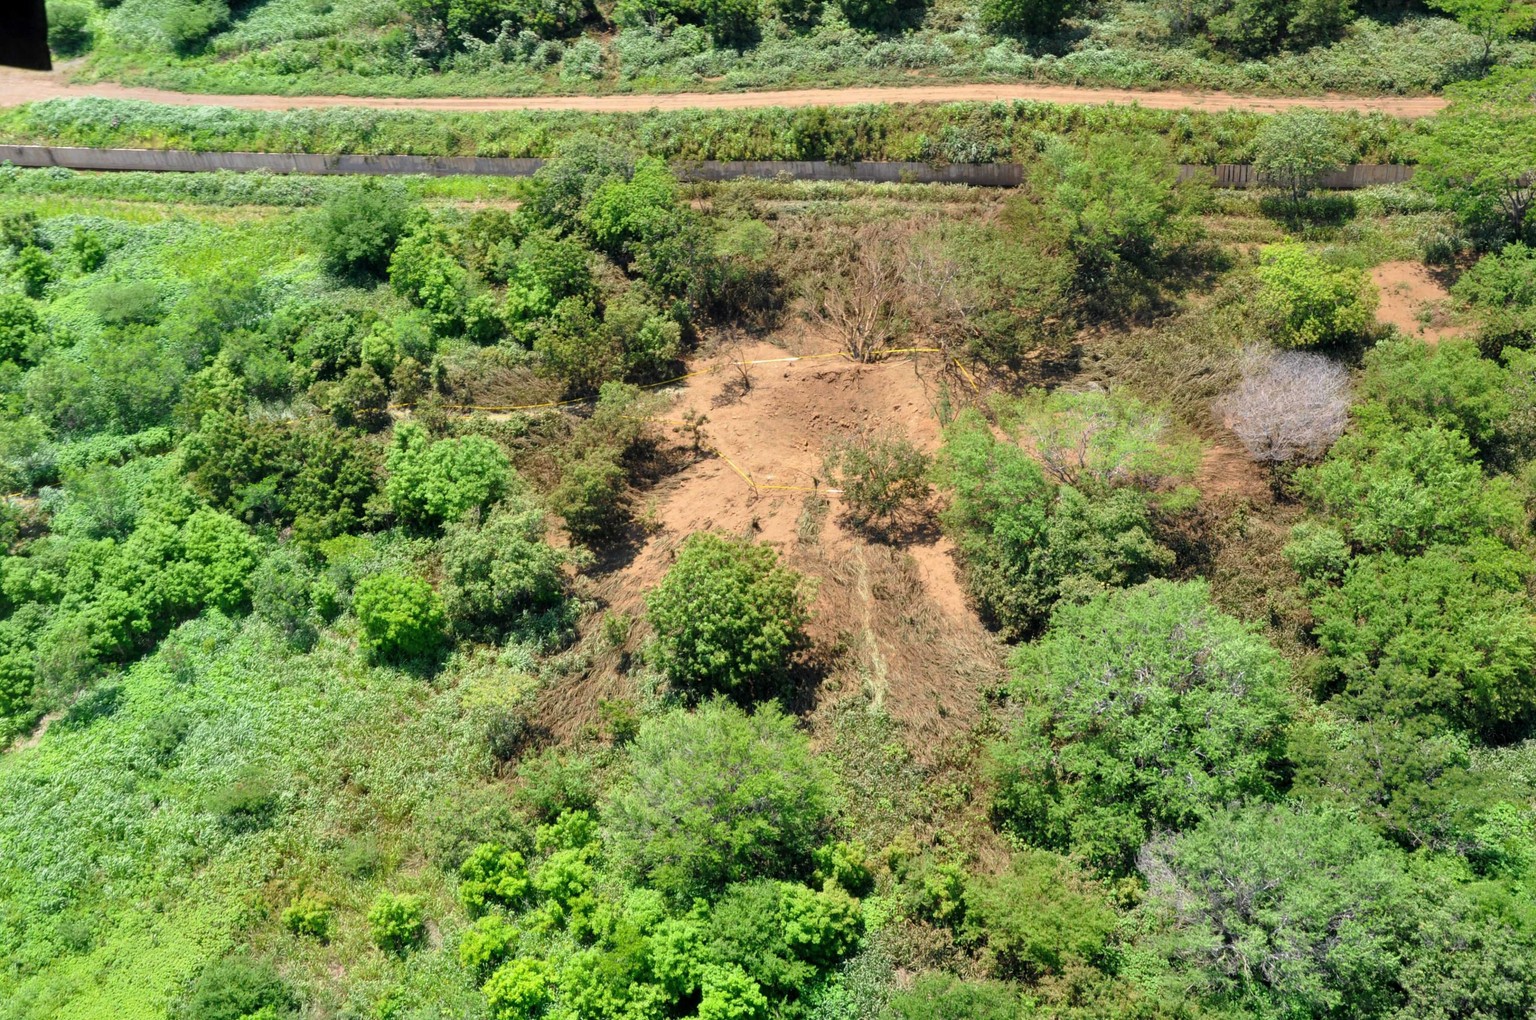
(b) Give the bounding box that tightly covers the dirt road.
[0,67,1448,116]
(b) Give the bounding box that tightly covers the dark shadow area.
[55,682,123,733]
[1258,193,1359,229]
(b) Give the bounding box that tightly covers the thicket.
[5,110,1536,1020]
[0,97,1416,165]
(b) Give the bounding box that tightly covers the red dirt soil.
[536,340,1008,749]
[1370,260,1467,344]
[0,66,1448,117]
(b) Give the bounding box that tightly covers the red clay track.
[0,67,1448,116]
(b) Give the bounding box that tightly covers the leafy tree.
[604,700,834,901]
[368,893,427,956]
[458,842,530,915]
[1184,0,1355,56]
[960,849,1118,981]
[1257,242,1377,347]
[312,183,412,280]
[14,245,54,300]
[1005,389,1199,494]
[1356,338,1512,460]
[0,293,43,366]
[582,157,680,257]
[990,580,1292,873]
[646,532,811,701]
[980,0,1080,34]
[1289,714,1493,849]
[1142,803,1536,1020]
[384,421,511,530]
[822,428,931,530]
[1026,134,1193,305]
[441,502,567,640]
[179,508,260,614]
[459,914,518,980]
[698,964,771,1020]
[1454,243,1536,357]
[1429,0,1536,65]
[353,572,446,662]
[46,1,93,55]
[501,230,594,325]
[1253,109,1348,215]
[281,895,333,942]
[1296,424,1521,555]
[174,957,297,1020]
[1417,70,1536,247]
[483,958,556,1020]
[938,411,1172,639]
[1308,541,1536,740]
[707,879,863,1000]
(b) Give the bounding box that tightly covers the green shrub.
[441,502,567,639]
[281,895,333,942]
[47,1,93,56]
[384,421,511,530]
[937,410,1173,639]
[605,700,833,901]
[458,842,530,915]
[459,914,519,980]
[484,958,556,1020]
[991,580,1292,874]
[1257,242,1377,347]
[811,841,874,897]
[1309,542,1536,741]
[312,183,412,281]
[979,0,1079,35]
[368,892,427,956]
[353,571,446,662]
[1454,243,1536,357]
[884,975,1026,1020]
[251,548,318,648]
[646,532,810,701]
[822,429,931,531]
[175,957,297,1020]
[1296,425,1521,555]
[961,849,1117,981]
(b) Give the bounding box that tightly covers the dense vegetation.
[39,0,1536,96]
[4,54,1536,1020]
[0,95,1416,165]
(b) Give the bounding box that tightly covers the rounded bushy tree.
[990,579,1292,874]
[604,700,834,901]
[646,533,811,701]
[353,572,445,662]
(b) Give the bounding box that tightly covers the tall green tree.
[991,580,1292,874]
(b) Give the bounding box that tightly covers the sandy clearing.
[1369,260,1468,344]
[0,66,1448,117]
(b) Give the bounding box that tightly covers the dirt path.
[0,67,1448,116]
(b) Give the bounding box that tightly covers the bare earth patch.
[1370,261,1466,344]
[536,340,1007,749]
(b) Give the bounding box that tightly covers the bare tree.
[814,224,907,362]
[1215,347,1350,464]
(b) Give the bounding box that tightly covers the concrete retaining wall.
[0,144,1414,189]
